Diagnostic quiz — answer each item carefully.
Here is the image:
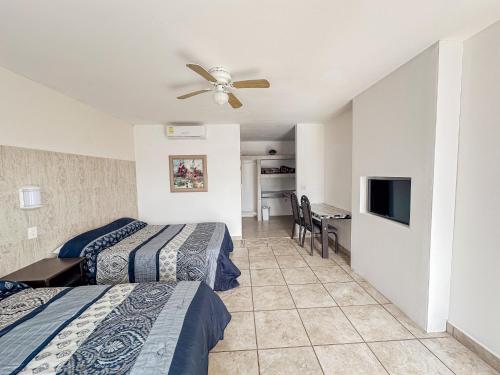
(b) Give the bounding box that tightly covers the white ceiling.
[0,1,499,126]
[240,124,295,141]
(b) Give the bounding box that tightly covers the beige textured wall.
[0,145,138,277]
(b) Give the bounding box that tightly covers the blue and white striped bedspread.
[58,218,239,290]
[0,281,231,375]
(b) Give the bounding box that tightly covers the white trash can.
[262,206,270,221]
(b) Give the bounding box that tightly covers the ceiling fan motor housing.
[209,66,232,84]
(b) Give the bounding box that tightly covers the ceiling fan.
[177,64,270,109]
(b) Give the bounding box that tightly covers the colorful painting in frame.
[169,155,208,192]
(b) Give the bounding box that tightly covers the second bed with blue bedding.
[0,280,230,375]
[58,218,240,291]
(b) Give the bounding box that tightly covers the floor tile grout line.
[379,303,450,341]
[331,279,417,341]
[380,303,428,338]
[353,277,390,305]
[321,278,375,305]
[246,246,261,375]
[214,335,462,355]
[416,337,458,374]
[214,344,325,354]
[284,261,325,375]
[222,303,457,320]
[336,302,392,374]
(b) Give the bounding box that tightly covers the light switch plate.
[28,226,37,239]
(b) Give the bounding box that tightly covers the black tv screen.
[368,178,411,225]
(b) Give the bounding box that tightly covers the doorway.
[240,124,296,235]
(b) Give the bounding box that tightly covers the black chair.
[290,193,304,242]
[300,195,338,256]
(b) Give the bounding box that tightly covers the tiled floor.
[209,233,498,374]
[242,216,294,239]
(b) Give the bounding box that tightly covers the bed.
[0,280,230,375]
[57,218,240,291]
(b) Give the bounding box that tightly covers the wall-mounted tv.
[368,177,411,225]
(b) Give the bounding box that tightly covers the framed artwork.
[169,155,208,192]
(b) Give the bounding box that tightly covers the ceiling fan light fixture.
[178,64,270,109]
[213,90,229,105]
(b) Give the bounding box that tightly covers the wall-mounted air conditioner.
[166,124,206,139]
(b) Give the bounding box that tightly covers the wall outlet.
[27,226,38,239]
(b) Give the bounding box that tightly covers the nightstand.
[1,257,84,288]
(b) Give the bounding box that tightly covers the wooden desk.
[1,257,84,288]
[310,203,351,259]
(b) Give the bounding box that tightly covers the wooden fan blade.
[177,89,211,99]
[228,93,243,109]
[186,64,217,82]
[232,79,270,89]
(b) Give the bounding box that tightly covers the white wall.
[324,109,353,211]
[0,66,134,160]
[427,41,463,332]
[352,45,439,329]
[296,123,325,203]
[352,43,462,331]
[241,141,295,156]
[449,21,500,357]
[135,124,242,237]
[324,109,353,250]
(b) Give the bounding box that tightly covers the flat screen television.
[368,178,411,225]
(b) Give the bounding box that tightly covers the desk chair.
[290,193,304,242]
[300,195,338,256]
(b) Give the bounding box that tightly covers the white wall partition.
[352,42,462,331]
[323,109,353,251]
[352,45,439,329]
[324,109,353,211]
[449,21,500,357]
[134,124,242,237]
[295,123,325,203]
[427,41,463,332]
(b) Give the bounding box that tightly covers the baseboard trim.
[446,322,500,372]
[336,244,351,258]
[241,212,257,217]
